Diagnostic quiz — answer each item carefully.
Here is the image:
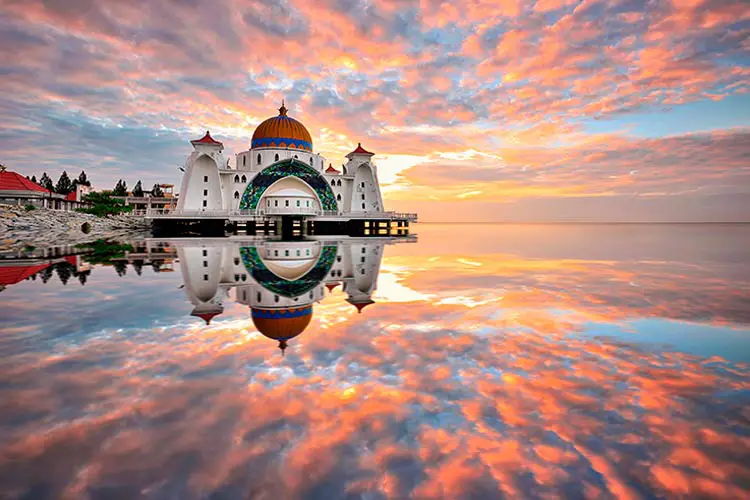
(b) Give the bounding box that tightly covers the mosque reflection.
[176,236,394,353]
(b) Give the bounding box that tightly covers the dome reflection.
[175,236,397,352]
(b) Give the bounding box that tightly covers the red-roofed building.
[0,262,52,291]
[0,166,91,210]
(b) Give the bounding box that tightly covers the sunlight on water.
[1,224,749,499]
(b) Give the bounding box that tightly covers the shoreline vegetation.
[0,204,150,254]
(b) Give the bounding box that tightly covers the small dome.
[251,306,312,341]
[252,102,313,152]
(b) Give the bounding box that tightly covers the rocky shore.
[0,204,152,252]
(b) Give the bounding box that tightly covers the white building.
[176,102,386,219]
[175,237,386,353]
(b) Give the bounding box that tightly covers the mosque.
[165,102,416,236]
[176,236,390,353]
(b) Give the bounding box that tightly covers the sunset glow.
[1,0,748,221]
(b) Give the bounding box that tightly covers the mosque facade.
[172,102,413,235]
[176,236,388,353]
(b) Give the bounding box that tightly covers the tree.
[31,175,37,184]
[77,171,90,187]
[55,171,73,194]
[40,266,54,283]
[113,260,127,277]
[151,183,164,197]
[56,263,73,285]
[132,260,144,276]
[39,173,54,191]
[132,180,144,197]
[112,179,128,196]
[76,270,90,286]
[77,192,133,217]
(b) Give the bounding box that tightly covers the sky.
[0,0,748,222]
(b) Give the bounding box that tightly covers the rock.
[0,204,152,253]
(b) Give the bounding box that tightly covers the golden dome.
[251,306,312,341]
[251,102,313,152]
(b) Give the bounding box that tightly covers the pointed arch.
[241,174,247,183]
[234,175,240,183]
[234,191,240,199]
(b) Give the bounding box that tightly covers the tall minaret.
[178,244,226,325]
[344,143,384,213]
[342,241,385,313]
[177,131,227,212]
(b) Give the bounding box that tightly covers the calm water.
[1,224,749,499]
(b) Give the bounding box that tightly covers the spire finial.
[279,100,288,116]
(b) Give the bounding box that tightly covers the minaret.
[344,143,383,213]
[177,131,227,212]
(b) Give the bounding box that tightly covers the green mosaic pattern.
[240,245,338,298]
[239,159,338,211]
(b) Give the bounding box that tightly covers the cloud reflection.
[0,227,749,498]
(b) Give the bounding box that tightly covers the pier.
[143,209,418,237]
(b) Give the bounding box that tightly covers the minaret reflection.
[176,237,390,352]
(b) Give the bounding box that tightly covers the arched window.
[257,292,261,302]
[336,194,341,201]
[294,155,298,159]
[234,175,239,183]
[331,179,336,186]
[362,203,366,210]
[274,295,279,303]
[337,180,341,187]
[241,175,247,183]
[309,157,313,165]
[234,191,239,199]
[257,154,261,165]
[243,156,246,167]
[274,154,279,162]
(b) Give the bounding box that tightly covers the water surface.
[1,224,749,499]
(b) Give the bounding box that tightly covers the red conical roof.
[347,299,375,313]
[0,170,50,193]
[325,164,340,174]
[348,142,374,156]
[191,130,223,147]
[194,311,221,325]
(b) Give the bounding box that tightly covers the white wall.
[178,152,225,211]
